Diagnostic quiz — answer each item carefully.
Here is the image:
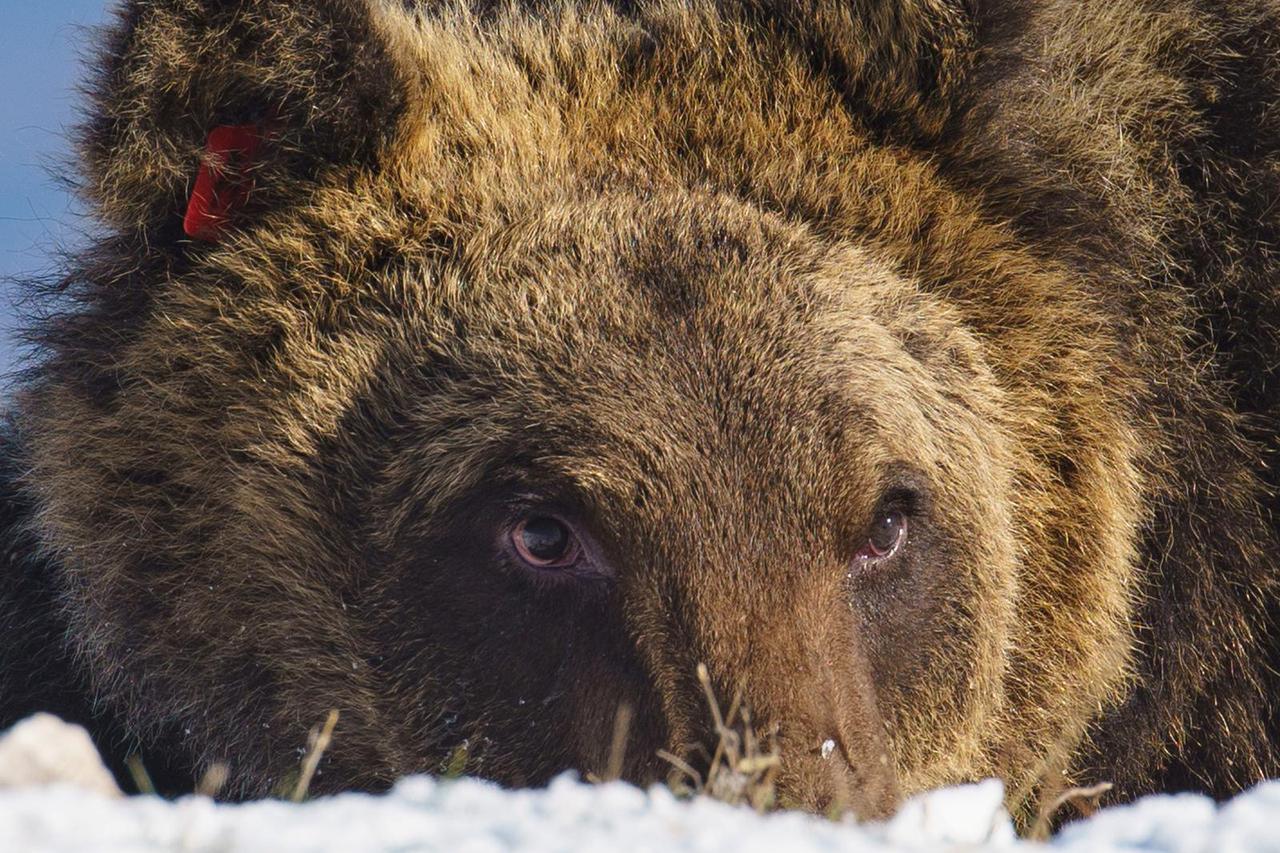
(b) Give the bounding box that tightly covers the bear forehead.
[340,214,987,545]
[206,181,935,414]
[389,198,943,417]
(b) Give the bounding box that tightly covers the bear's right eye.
[511,516,581,569]
[853,510,909,566]
[867,511,907,556]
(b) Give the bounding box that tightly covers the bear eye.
[511,516,581,568]
[855,511,908,563]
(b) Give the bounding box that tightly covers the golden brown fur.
[2,0,1278,821]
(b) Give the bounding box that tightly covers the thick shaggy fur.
[2,0,1278,820]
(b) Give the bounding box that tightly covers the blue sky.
[0,2,113,379]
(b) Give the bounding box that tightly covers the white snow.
[0,714,121,798]
[2,772,1279,853]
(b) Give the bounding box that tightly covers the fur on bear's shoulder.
[0,423,190,794]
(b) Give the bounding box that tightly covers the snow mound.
[0,713,121,798]
[2,772,1278,852]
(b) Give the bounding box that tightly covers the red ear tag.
[183,124,267,242]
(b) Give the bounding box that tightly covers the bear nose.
[771,709,901,818]
[664,654,900,819]
[760,652,902,819]
[644,580,903,819]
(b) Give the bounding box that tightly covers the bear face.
[10,0,1280,821]
[354,193,1026,813]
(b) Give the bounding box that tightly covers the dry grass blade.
[1029,781,1114,840]
[661,663,780,812]
[604,702,635,783]
[658,748,704,791]
[195,762,230,798]
[441,742,470,779]
[291,709,340,803]
[125,754,155,796]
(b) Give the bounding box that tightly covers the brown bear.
[1,0,1278,823]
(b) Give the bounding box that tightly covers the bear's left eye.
[854,511,908,563]
[511,516,582,569]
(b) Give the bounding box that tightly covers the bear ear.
[741,0,976,139]
[80,0,411,244]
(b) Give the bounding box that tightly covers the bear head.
[17,0,1146,818]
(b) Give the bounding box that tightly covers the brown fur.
[3,0,1278,821]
